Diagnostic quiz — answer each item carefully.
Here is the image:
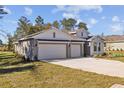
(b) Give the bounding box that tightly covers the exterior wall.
[76,30,89,39]
[14,40,32,59]
[104,42,124,51]
[90,38,104,56]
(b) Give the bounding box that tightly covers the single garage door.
[71,44,81,58]
[38,43,67,60]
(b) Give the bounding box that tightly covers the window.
[98,43,101,51]
[104,43,106,47]
[53,32,56,38]
[35,43,37,46]
[81,32,83,36]
[94,42,97,51]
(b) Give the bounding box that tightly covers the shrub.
[101,52,107,56]
[112,49,115,51]
[14,53,30,62]
[120,48,123,51]
[116,48,119,51]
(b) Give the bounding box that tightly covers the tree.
[0,6,8,19]
[7,34,13,51]
[78,22,88,30]
[35,16,44,26]
[0,6,8,41]
[52,20,60,29]
[68,18,77,30]
[34,16,44,32]
[17,16,32,36]
[61,18,77,31]
[44,23,52,30]
[0,39,2,45]
[61,18,68,30]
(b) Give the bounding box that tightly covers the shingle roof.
[87,35,104,41]
[18,27,86,41]
[103,35,124,42]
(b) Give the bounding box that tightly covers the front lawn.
[0,52,124,88]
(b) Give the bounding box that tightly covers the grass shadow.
[0,65,35,74]
[0,59,33,67]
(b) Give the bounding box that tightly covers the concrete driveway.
[48,58,124,78]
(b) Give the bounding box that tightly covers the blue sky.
[0,5,124,43]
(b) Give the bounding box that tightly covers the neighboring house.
[14,27,104,60]
[103,35,124,51]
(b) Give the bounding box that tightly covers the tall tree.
[34,16,44,31]
[78,22,88,30]
[35,16,44,26]
[68,18,77,30]
[0,6,8,45]
[7,34,13,51]
[0,39,2,45]
[44,23,52,30]
[52,20,60,29]
[0,6,8,19]
[61,18,77,31]
[18,16,32,36]
[61,18,67,30]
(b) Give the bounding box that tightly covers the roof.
[18,27,86,42]
[87,35,104,41]
[103,35,124,42]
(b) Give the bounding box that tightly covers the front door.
[84,42,90,57]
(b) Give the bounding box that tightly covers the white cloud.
[112,16,120,22]
[86,18,98,28]
[101,16,106,20]
[87,24,92,29]
[3,7,11,14]
[52,6,102,29]
[24,7,32,16]
[110,23,124,32]
[52,5,102,21]
[62,13,77,19]
[89,18,98,25]
[53,5,103,14]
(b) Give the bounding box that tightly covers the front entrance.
[84,42,90,57]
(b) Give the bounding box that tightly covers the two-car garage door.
[38,43,82,60]
[38,43,67,60]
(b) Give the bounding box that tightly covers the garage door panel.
[71,44,81,58]
[38,44,66,59]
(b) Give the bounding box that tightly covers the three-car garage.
[37,41,84,60]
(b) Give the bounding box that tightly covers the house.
[14,27,104,60]
[103,35,124,51]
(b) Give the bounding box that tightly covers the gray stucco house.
[14,27,104,60]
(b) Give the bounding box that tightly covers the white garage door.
[71,44,81,58]
[38,43,67,60]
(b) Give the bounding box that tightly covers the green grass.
[0,52,124,87]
